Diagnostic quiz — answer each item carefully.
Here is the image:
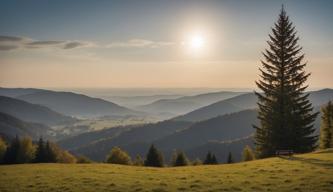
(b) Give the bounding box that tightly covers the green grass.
[1,150,333,192]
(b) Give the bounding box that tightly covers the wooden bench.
[275,150,294,156]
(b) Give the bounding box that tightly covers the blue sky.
[0,0,332,88]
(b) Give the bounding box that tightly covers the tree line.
[0,136,91,164]
[0,137,255,166]
[104,144,256,167]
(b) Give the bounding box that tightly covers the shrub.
[133,155,144,166]
[106,147,132,165]
[242,145,255,161]
[76,155,93,163]
[57,150,77,163]
[17,137,36,163]
[192,158,202,166]
[0,137,7,163]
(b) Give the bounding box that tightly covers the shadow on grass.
[279,156,333,169]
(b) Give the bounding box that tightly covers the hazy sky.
[0,0,332,89]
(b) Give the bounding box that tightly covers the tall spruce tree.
[254,6,318,158]
[319,101,333,149]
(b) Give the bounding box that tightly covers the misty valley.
[1,87,332,162]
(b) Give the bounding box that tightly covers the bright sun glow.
[189,35,204,49]
[182,30,209,56]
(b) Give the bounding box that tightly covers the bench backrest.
[275,150,294,155]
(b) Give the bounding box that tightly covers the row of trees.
[0,137,77,164]
[105,144,256,167]
[0,136,255,166]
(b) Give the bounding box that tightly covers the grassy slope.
[0,150,333,192]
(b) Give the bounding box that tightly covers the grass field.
[1,150,333,192]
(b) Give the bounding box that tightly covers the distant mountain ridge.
[0,112,51,140]
[156,109,258,150]
[63,120,193,161]
[0,96,75,126]
[18,91,135,117]
[0,88,143,118]
[136,91,244,117]
[106,94,183,108]
[0,87,43,98]
[174,89,333,122]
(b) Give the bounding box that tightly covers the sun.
[181,30,210,57]
[189,34,204,49]
[182,32,207,56]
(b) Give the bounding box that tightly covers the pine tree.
[204,151,218,165]
[254,6,318,158]
[3,136,20,164]
[34,138,46,163]
[144,144,164,167]
[204,151,213,164]
[45,141,57,163]
[211,154,218,164]
[174,151,189,166]
[319,101,333,149]
[227,152,233,164]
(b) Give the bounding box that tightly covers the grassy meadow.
[0,150,332,192]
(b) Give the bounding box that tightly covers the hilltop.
[0,149,332,192]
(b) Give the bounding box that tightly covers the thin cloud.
[0,35,94,51]
[0,45,19,51]
[0,35,173,51]
[107,39,174,48]
[27,40,65,46]
[63,41,94,49]
[0,35,26,42]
